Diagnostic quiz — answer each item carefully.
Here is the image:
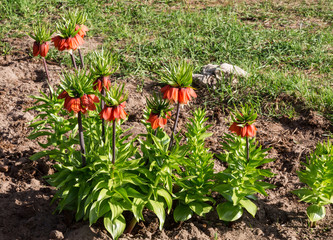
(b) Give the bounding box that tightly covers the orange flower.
[58,91,99,113]
[147,112,171,129]
[178,87,197,104]
[94,76,111,92]
[229,122,257,137]
[33,41,49,57]
[75,24,89,38]
[161,85,179,103]
[99,102,127,122]
[52,34,84,51]
[80,94,100,111]
[161,85,197,104]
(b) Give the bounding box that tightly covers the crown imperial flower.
[229,122,257,137]
[159,61,196,104]
[146,93,173,129]
[147,112,171,129]
[229,104,258,138]
[58,91,99,113]
[100,102,127,122]
[33,41,50,57]
[58,70,99,113]
[99,84,128,122]
[94,76,111,92]
[30,22,53,58]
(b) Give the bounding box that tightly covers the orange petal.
[40,42,49,57]
[33,42,40,56]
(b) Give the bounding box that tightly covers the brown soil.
[0,38,332,240]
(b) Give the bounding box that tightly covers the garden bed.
[0,38,332,240]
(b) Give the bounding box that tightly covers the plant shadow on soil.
[0,39,332,239]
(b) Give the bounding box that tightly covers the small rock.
[216,63,249,79]
[192,73,206,82]
[49,230,64,240]
[253,228,264,236]
[0,165,9,172]
[202,64,219,75]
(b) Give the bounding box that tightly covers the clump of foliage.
[293,140,333,225]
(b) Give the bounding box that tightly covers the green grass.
[0,0,332,120]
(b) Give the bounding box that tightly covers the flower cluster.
[52,34,84,51]
[229,104,257,138]
[58,70,99,113]
[100,84,128,122]
[146,93,173,129]
[30,22,53,58]
[33,42,50,57]
[159,61,197,105]
[58,91,99,113]
[100,102,127,121]
[51,11,88,52]
[229,122,257,137]
[161,85,197,104]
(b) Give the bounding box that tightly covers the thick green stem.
[70,51,77,70]
[169,101,181,150]
[112,120,116,165]
[78,112,86,167]
[42,57,52,98]
[78,48,84,68]
[246,136,249,162]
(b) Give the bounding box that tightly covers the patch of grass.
[0,0,332,119]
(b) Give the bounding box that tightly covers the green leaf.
[216,202,243,222]
[239,199,257,218]
[132,198,145,221]
[307,205,326,222]
[109,201,123,222]
[157,189,172,213]
[28,131,53,140]
[97,189,110,202]
[189,202,212,216]
[173,204,192,222]
[104,213,126,240]
[147,200,166,230]
[30,150,59,161]
[89,201,99,225]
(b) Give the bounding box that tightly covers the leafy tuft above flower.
[59,69,95,98]
[159,60,193,88]
[103,83,128,107]
[89,49,119,77]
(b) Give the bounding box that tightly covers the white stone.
[217,63,248,78]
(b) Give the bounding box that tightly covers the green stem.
[42,57,52,98]
[169,101,181,150]
[78,112,86,167]
[112,120,116,165]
